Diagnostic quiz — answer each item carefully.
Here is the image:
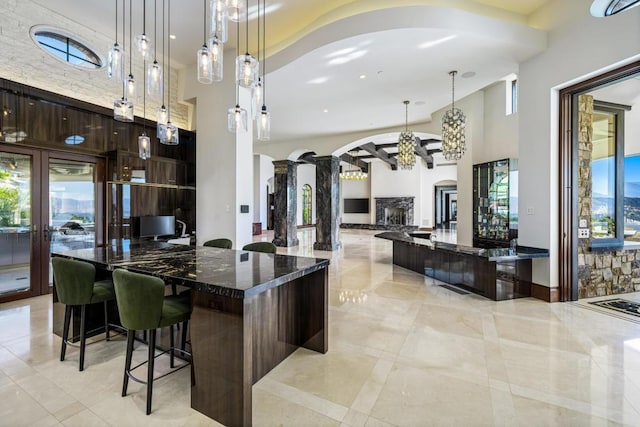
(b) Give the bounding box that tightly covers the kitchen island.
[52,241,329,426]
[376,232,549,300]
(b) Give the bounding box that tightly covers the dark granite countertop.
[375,232,549,261]
[52,240,330,298]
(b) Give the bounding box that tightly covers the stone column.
[272,160,299,247]
[314,156,341,251]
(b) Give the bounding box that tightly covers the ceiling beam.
[374,142,398,150]
[339,153,369,173]
[420,138,441,147]
[359,142,397,170]
[297,152,317,165]
[414,137,434,169]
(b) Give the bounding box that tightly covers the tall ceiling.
[30,0,551,142]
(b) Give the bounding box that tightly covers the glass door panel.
[0,151,35,298]
[48,159,96,285]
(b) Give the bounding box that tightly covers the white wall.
[479,81,519,163]
[296,164,316,225]
[519,0,640,286]
[370,161,421,225]
[625,102,640,156]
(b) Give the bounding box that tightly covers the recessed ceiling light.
[359,74,366,79]
[323,109,329,113]
[461,71,476,78]
[308,77,328,84]
[169,34,176,40]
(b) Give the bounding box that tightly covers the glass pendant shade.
[209,36,223,81]
[197,45,214,84]
[113,97,134,122]
[210,0,228,43]
[135,34,152,60]
[107,43,123,80]
[157,105,168,125]
[252,79,263,119]
[147,60,163,96]
[236,53,259,88]
[158,122,179,145]
[441,108,466,160]
[138,133,151,159]
[257,106,270,141]
[397,131,417,170]
[227,105,247,132]
[125,74,137,103]
[226,0,245,21]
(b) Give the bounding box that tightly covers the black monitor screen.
[136,215,175,238]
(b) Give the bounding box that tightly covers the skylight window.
[31,27,103,70]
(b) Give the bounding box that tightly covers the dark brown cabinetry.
[473,158,518,248]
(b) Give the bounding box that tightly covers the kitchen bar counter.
[376,232,549,300]
[52,240,329,426]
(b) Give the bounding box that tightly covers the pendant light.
[125,0,137,103]
[397,100,416,170]
[159,0,178,145]
[157,0,168,133]
[135,0,152,60]
[107,0,123,81]
[251,0,262,120]
[197,0,213,84]
[210,0,228,43]
[226,0,245,22]
[228,18,247,132]
[235,0,258,89]
[147,0,163,96]
[340,151,368,180]
[256,0,270,141]
[209,34,223,82]
[138,57,151,160]
[114,0,133,122]
[441,70,466,161]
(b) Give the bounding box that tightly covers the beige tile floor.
[2,229,640,426]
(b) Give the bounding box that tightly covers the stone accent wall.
[576,94,640,298]
[375,197,414,226]
[0,0,190,130]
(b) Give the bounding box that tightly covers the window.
[505,75,518,115]
[31,27,103,69]
[302,184,312,225]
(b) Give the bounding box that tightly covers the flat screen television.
[134,215,175,239]
[343,198,370,214]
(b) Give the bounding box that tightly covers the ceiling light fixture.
[147,0,163,96]
[236,0,258,89]
[113,0,133,122]
[211,0,228,43]
[226,0,245,22]
[159,0,178,145]
[441,70,466,161]
[340,150,367,180]
[197,0,213,84]
[590,0,640,16]
[107,0,123,81]
[228,17,247,132]
[157,0,168,133]
[135,0,152,60]
[139,32,151,160]
[125,0,137,103]
[397,100,416,170]
[256,0,270,141]
[251,0,263,120]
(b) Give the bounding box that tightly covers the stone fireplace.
[375,197,414,226]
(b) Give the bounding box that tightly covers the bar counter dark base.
[190,267,328,426]
[392,240,535,301]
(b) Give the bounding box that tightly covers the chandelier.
[397,100,416,170]
[441,70,466,161]
[340,150,368,180]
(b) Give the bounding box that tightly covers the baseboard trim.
[531,283,560,303]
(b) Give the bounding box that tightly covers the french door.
[0,145,104,303]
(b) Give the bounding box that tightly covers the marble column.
[314,156,341,251]
[272,160,299,247]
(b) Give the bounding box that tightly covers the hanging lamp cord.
[262,0,266,107]
[128,0,132,76]
[245,0,249,55]
[114,0,118,44]
[167,0,171,121]
[236,17,240,106]
[203,0,206,44]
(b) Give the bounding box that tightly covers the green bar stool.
[203,238,233,249]
[52,257,115,372]
[112,269,191,415]
[242,241,277,254]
